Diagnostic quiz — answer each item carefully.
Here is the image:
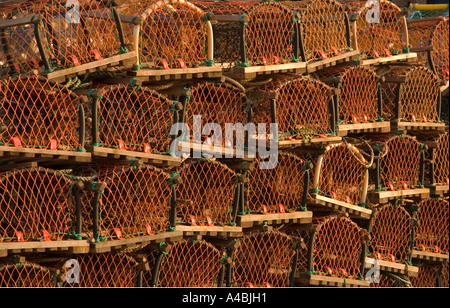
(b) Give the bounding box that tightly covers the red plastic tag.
[374,251,382,260]
[30,59,40,69]
[422,115,428,123]
[143,143,151,154]
[258,56,267,65]
[50,139,58,150]
[409,113,416,122]
[325,266,333,276]
[419,244,426,251]
[261,205,268,214]
[189,215,197,226]
[383,48,392,57]
[317,50,328,59]
[206,216,214,226]
[388,182,395,191]
[116,139,126,150]
[278,204,285,213]
[331,191,337,199]
[345,196,351,204]
[159,59,170,69]
[113,228,125,240]
[145,224,155,236]
[91,49,103,61]
[388,254,395,263]
[263,282,271,288]
[401,181,408,190]
[10,137,22,148]
[68,55,81,66]
[244,282,254,288]
[433,246,440,254]
[363,114,368,123]
[372,50,380,58]
[319,133,327,138]
[16,231,25,242]
[340,268,348,277]
[272,56,279,64]
[351,114,359,123]
[176,58,187,69]
[42,230,51,241]
[331,46,341,56]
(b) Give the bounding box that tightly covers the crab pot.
[366,203,414,267]
[413,198,449,257]
[149,238,227,287]
[176,78,250,157]
[410,262,446,287]
[421,131,449,195]
[309,142,372,219]
[408,17,449,89]
[342,0,410,61]
[0,0,133,82]
[315,65,389,135]
[288,215,369,287]
[86,164,175,243]
[175,159,239,227]
[117,0,220,80]
[192,0,302,78]
[89,82,177,156]
[0,75,86,153]
[232,230,302,287]
[248,75,337,144]
[280,0,358,71]
[0,261,57,287]
[58,253,142,287]
[379,65,444,131]
[0,167,83,243]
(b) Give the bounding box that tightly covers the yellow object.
[409,3,449,11]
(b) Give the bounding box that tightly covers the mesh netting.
[414,198,449,254]
[316,142,369,205]
[92,83,175,154]
[85,164,173,241]
[62,253,140,287]
[432,132,449,186]
[303,216,363,279]
[250,75,334,139]
[379,66,440,122]
[232,230,298,287]
[0,0,123,75]
[342,0,406,58]
[0,167,77,242]
[408,17,449,82]
[315,65,380,124]
[372,134,422,190]
[184,80,249,146]
[193,0,296,67]
[244,152,310,214]
[368,203,412,262]
[118,0,210,69]
[281,0,350,62]
[0,75,84,150]
[410,262,440,287]
[155,238,225,287]
[175,159,237,226]
[0,261,56,287]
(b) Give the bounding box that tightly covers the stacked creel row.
[0,0,448,288]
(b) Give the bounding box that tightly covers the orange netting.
[250,75,335,139]
[431,132,449,186]
[368,203,412,263]
[316,142,369,205]
[315,65,380,123]
[183,80,249,147]
[379,66,441,123]
[0,75,84,150]
[232,230,299,287]
[61,253,141,287]
[408,17,449,82]
[118,0,210,69]
[91,83,175,154]
[410,262,441,287]
[341,0,406,58]
[0,0,124,75]
[193,0,296,67]
[175,159,237,226]
[0,261,56,287]
[442,261,449,287]
[414,198,449,254]
[85,164,173,242]
[154,238,225,287]
[244,152,310,214]
[0,167,78,242]
[303,216,364,279]
[281,0,350,62]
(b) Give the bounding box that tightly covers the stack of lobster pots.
[0,0,448,287]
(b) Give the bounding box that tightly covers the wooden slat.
[365,257,419,277]
[0,240,91,257]
[174,225,243,238]
[411,250,449,263]
[223,62,307,80]
[337,122,391,136]
[306,50,360,73]
[128,64,223,82]
[295,273,370,287]
[236,211,313,228]
[0,145,92,164]
[308,195,372,219]
[359,52,418,66]
[368,188,430,204]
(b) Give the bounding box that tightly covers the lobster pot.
[0,1,127,79]
[90,84,176,154]
[232,230,300,287]
[180,80,249,148]
[87,165,174,242]
[152,238,226,287]
[61,253,141,287]
[368,204,413,263]
[117,0,213,70]
[0,75,85,151]
[175,159,238,226]
[193,0,297,68]
[424,132,449,189]
[249,75,336,140]
[0,261,56,287]
[410,262,445,287]
[243,152,310,214]
[379,66,441,125]
[281,0,352,63]
[289,216,366,281]
[414,199,449,255]
[408,17,449,85]
[341,0,408,59]
[315,65,382,126]
[313,142,370,207]
[0,167,80,242]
